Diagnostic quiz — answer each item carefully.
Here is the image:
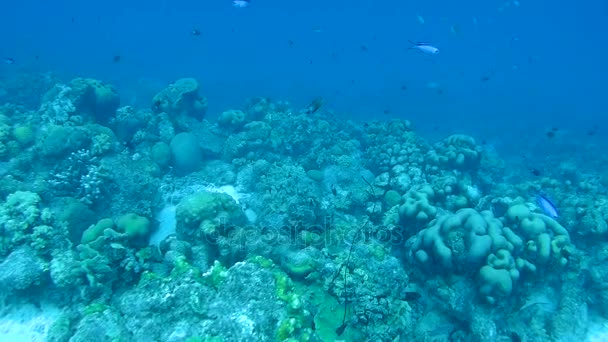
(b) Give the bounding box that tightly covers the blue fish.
[537,195,559,219]
[3,58,15,65]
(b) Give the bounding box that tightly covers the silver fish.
[537,195,559,219]
[409,41,440,55]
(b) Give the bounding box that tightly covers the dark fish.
[383,109,390,115]
[360,45,368,52]
[288,39,294,48]
[530,168,541,176]
[545,128,558,138]
[402,291,422,301]
[510,332,522,342]
[331,184,337,196]
[480,75,491,82]
[112,55,121,63]
[191,28,201,36]
[587,125,598,136]
[335,323,347,336]
[3,58,15,65]
[400,84,408,91]
[304,97,325,114]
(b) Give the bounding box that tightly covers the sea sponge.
[217,109,247,130]
[151,141,172,168]
[170,132,200,173]
[152,78,207,119]
[70,78,120,121]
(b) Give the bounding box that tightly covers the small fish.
[510,332,522,342]
[304,96,325,114]
[3,57,15,65]
[287,39,294,48]
[537,195,559,219]
[416,15,425,24]
[545,127,559,138]
[330,184,338,196]
[587,125,598,136]
[530,168,541,176]
[335,323,347,336]
[409,41,439,55]
[113,55,121,63]
[191,28,201,36]
[232,0,250,8]
[402,291,422,301]
[360,45,368,52]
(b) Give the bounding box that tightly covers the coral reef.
[0,73,604,342]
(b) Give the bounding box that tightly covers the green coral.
[383,189,402,207]
[81,218,114,245]
[175,191,244,240]
[0,191,42,254]
[12,125,34,145]
[115,213,151,239]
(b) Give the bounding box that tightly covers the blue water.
[2,0,606,149]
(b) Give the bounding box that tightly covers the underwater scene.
[1,0,608,341]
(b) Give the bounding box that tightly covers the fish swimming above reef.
[3,57,15,65]
[304,96,325,115]
[232,0,250,8]
[408,41,440,55]
[537,194,559,219]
